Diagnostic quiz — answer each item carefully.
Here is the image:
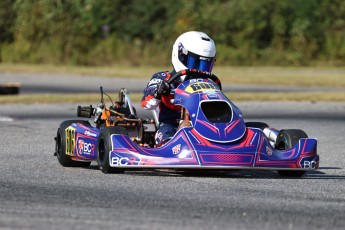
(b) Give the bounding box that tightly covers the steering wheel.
[161,69,222,110]
[167,69,222,90]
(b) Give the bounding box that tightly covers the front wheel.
[55,120,92,167]
[275,129,308,177]
[97,126,127,173]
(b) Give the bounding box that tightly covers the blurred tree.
[0,0,16,62]
[0,0,16,43]
[1,0,344,66]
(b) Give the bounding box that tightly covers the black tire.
[97,126,127,173]
[0,84,20,95]
[245,122,269,130]
[55,120,92,168]
[275,129,308,177]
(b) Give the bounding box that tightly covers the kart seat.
[177,120,192,130]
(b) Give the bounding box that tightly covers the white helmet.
[172,31,216,74]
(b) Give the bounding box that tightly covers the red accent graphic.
[197,120,219,134]
[225,120,241,134]
[200,153,253,165]
[161,94,181,111]
[141,94,155,108]
[164,72,171,81]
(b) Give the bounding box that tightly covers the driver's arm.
[141,72,168,110]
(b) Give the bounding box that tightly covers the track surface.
[1,101,344,230]
[1,72,343,93]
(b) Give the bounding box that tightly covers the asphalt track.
[1,72,344,94]
[0,73,345,229]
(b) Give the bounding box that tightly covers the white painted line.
[0,116,14,122]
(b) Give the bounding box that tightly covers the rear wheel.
[97,126,127,173]
[275,129,308,177]
[0,83,20,95]
[55,120,92,167]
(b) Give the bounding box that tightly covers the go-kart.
[54,69,319,177]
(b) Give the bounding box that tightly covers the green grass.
[1,63,345,88]
[215,66,345,88]
[0,63,159,79]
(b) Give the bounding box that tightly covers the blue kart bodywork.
[55,70,319,176]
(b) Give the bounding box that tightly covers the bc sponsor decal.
[300,157,318,169]
[111,157,129,166]
[185,82,218,93]
[303,160,317,169]
[110,156,140,166]
[77,139,95,156]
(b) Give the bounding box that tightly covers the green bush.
[0,0,344,66]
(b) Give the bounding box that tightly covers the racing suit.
[141,70,181,145]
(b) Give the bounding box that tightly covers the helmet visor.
[178,45,215,72]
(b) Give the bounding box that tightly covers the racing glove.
[153,80,170,99]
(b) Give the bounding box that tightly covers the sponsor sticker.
[84,130,97,137]
[78,139,95,155]
[206,94,220,100]
[185,82,218,93]
[266,146,272,156]
[172,144,181,155]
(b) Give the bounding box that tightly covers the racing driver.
[141,31,217,146]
